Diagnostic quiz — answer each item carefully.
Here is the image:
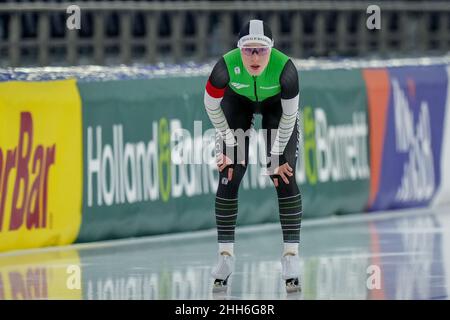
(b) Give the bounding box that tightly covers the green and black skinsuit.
[204,47,302,244]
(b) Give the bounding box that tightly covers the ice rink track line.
[0,205,449,258]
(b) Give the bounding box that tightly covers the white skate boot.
[281,253,301,293]
[211,252,235,293]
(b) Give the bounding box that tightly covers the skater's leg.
[215,164,247,248]
[262,102,302,293]
[212,163,247,290]
[271,176,302,248]
[211,95,252,291]
[270,124,302,292]
[214,94,253,255]
[262,102,302,249]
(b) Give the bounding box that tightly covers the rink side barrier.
[364,65,450,210]
[0,80,83,252]
[0,58,449,251]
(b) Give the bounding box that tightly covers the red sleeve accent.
[206,79,225,98]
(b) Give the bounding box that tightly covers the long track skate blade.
[212,277,229,293]
[285,278,301,294]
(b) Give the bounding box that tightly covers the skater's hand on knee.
[217,153,235,180]
[217,153,232,172]
[274,163,293,185]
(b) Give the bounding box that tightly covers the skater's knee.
[217,164,247,197]
[220,164,246,187]
[271,174,299,195]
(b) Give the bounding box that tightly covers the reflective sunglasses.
[240,47,271,56]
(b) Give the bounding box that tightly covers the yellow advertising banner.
[0,80,82,252]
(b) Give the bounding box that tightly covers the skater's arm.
[204,57,236,148]
[269,59,299,165]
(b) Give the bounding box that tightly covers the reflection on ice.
[0,207,449,299]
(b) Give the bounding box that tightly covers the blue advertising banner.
[369,65,448,210]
